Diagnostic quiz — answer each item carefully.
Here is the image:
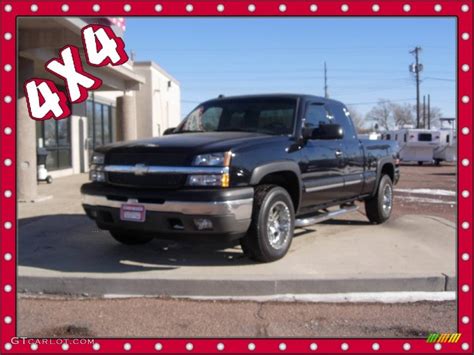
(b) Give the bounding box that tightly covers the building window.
[86,99,114,152]
[36,118,72,171]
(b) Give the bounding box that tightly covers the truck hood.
[97,132,285,155]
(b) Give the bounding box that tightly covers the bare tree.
[365,99,443,130]
[346,106,368,133]
[366,100,393,130]
[427,106,443,128]
[390,102,415,128]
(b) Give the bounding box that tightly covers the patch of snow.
[395,188,455,196]
[395,195,456,205]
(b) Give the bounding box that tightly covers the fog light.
[96,171,105,182]
[90,170,105,182]
[187,174,222,186]
[194,218,213,230]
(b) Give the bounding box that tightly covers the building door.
[36,118,72,171]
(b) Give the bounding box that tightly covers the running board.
[295,205,359,228]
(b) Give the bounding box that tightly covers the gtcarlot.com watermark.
[11,337,95,345]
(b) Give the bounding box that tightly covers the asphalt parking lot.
[19,296,456,338]
[17,163,457,337]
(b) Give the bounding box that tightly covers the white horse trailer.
[358,132,382,140]
[433,118,457,165]
[381,127,440,165]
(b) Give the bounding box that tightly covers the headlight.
[90,152,105,182]
[192,152,231,166]
[188,152,231,187]
[91,152,105,165]
[89,170,106,182]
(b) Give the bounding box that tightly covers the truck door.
[300,102,346,207]
[330,103,365,199]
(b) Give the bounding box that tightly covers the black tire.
[240,185,295,262]
[46,176,53,184]
[109,229,154,245]
[365,175,393,224]
[418,161,423,166]
[434,159,441,166]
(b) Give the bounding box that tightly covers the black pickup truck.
[82,94,400,262]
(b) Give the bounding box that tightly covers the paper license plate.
[120,204,146,222]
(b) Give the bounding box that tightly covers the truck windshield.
[176,98,297,135]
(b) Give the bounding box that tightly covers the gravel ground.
[18,297,456,338]
[391,163,456,222]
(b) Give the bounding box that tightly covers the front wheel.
[364,175,393,224]
[109,229,154,245]
[240,185,295,262]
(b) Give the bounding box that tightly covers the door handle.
[335,150,343,158]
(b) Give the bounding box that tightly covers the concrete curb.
[19,274,456,297]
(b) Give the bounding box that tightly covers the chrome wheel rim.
[266,201,291,250]
[382,184,393,215]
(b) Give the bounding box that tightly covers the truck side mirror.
[302,124,344,140]
[163,127,176,135]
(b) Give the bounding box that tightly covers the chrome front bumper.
[81,185,254,238]
[81,194,253,221]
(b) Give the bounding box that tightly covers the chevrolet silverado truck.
[82,94,400,262]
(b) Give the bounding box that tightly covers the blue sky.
[124,17,456,119]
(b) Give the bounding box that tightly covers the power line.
[182,97,417,106]
[424,77,455,82]
[171,68,453,75]
[346,98,416,106]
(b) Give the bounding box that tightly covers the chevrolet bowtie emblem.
[133,164,149,176]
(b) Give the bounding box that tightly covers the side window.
[395,134,398,141]
[330,104,357,140]
[386,134,391,140]
[404,133,407,142]
[305,104,332,128]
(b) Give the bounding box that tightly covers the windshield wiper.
[175,130,205,134]
[217,128,255,132]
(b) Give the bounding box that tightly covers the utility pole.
[427,94,431,129]
[324,61,328,98]
[422,95,426,128]
[409,47,422,128]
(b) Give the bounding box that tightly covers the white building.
[134,61,181,137]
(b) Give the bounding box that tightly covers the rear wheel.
[109,229,154,245]
[240,185,295,262]
[365,175,393,224]
[418,161,423,166]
